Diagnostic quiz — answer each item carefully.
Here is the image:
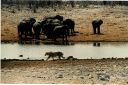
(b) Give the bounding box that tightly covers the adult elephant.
[33,22,42,39]
[41,15,63,34]
[28,17,36,35]
[53,25,68,42]
[63,19,75,35]
[43,21,60,39]
[43,15,63,22]
[18,17,36,39]
[18,20,28,39]
[92,19,103,34]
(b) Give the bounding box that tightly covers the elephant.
[33,22,42,39]
[63,19,75,35]
[41,15,63,38]
[18,17,36,39]
[41,15,61,34]
[53,25,68,42]
[43,15,63,22]
[40,15,69,42]
[92,19,103,34]
[18,20,28,39]
[28,17,36,35]
[42,22,68,42]
[43,22,58,39]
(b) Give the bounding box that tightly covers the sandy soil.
[1,5,128,42]
[1,59,128,84]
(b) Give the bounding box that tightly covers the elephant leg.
[62,35,65,43]
[35,34,39,39]
[93,27,96,34]
[20,31,24,39]
[18,32,21,39]
[70,29,72,34]
[98,26,101,34]
[19,32,23,39]
[53,35,57,41]
[29,28,33,36]
[18,30,21,37]
[65,35,68,42]
[70,29,72,35]
[54,38,57,42]
[25,31,28,39]
[71,28,74,34]
[67,29,69,36]
[52,56,55,60]
[20,32,24,39]
[37,35,40,39]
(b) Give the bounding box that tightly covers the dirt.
[1,59,128,84]
[1,5,128,42]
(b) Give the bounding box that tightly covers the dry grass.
[1,5,128,41]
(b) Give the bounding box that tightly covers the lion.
[45,51,65,60]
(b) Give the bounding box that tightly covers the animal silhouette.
[45,51,65,60]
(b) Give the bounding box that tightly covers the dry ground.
[1,5,128,42]
[1,59,128,84]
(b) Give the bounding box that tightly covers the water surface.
[1,42,128,60]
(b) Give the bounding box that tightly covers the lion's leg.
[46,56,50,61]
[58,56,61,60]
[52,56,55,60]
[61,55,65,59]
[59,55,64,60]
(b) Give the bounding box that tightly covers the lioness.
[45,51,65,60]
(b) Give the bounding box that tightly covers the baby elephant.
[45,51,65,60]
[92,19,103,34]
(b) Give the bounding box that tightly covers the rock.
[66,56,78,60]
[4,58,6,60]
[42,59,44,61]
[57,74,63,78]
[97,73,110,81]
[80,76,84,79]
[19,55,23,57]
[27,57,30,60]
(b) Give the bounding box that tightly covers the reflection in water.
[18,40,41,45]
[18,40,74,45]
[93,42,100,47]
[1,42,128,60]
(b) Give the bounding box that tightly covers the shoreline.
[1,40,128,43]
[1,57,128,61]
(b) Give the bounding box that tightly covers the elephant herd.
[18,15,75,42]
[18,15,103,42]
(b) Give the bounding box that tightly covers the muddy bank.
[1,59,128,84]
